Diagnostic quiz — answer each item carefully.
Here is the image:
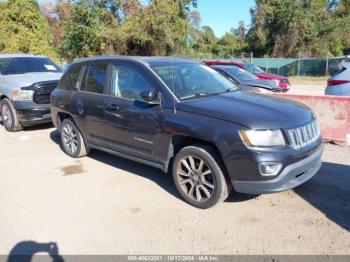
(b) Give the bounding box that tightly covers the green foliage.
[1,0,349,61]
[0,0,58,60]
[247,0,350,57]
[123,0,192,55]
[59,1,105,61]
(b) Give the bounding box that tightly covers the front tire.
[59,118,89,158]
[0,98,22,132]
[172,145,231,209]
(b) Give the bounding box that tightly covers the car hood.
[255,73,287,80]
[243,79,280,90]
[0,72,62,89]
[178,91,313,129]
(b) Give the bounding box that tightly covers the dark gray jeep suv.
[51,56,323,208]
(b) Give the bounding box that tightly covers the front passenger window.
[111,65,152,100]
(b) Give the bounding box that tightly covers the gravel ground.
[0,125,349,256]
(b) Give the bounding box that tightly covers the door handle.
[106,103,119,112]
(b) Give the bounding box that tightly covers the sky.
[140,0,256,37]
[196,0,255,37]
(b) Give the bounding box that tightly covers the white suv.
[325,62,350,96]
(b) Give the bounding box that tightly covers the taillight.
[327,79,350,86]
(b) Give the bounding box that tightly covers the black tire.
[59,118,89,158]
[172,145,231,209]
[0,98,22,132]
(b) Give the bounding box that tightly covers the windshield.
[219,66,259,81]
[0,57,62,75]
[243,64,265,74]
[151,64,239,100]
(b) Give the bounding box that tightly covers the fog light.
[259,162,282,177]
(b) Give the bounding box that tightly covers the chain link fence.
[228,55,350,77]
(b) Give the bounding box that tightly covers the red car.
[203,60,290,91]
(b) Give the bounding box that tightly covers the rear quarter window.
[57,73,70,90]
[334,66,347,76]
[68,66,83,90]
[57,65,82,90]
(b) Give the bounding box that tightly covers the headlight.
[12,90,34,101]
[239,129,286,147]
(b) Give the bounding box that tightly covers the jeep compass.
[51,56,323,208]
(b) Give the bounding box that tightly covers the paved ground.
[288,77,327,96]
[0,125,349,256]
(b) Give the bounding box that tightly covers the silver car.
[325,62,350,96]
[0,54,62,131]
[210,65,282,93]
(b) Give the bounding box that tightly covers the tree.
[247,0,350,57]
[192,26,218,56]
[59,0,126,61]
[123,0,194,55]
[0,0,57,59]
[41,0,73,49]
[232,20,246,41]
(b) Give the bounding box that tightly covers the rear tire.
[59,118,89,158]
[172,145,231,209]
[0,98,22,132]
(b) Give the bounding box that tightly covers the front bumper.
[232,143,323,194]
[12,101,51,126]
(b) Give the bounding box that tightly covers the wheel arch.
[166,134,228,175]
[56,112,75,128]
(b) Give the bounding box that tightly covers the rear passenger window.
[81,64,107,94]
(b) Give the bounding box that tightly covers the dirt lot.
[0,125,349,255]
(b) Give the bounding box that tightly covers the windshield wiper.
[214,88,239,95]
[180,92,213,100]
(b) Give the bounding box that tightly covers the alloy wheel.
[62,122,78,155]
[176,155,215,202]
[1,104,13,128]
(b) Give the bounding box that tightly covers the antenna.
[170,64,176,114]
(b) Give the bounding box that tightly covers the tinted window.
[0,57,62,75]
[243,64,264,74]
[68,66,82,90]
[111,65,152,100]
[332,66,347,77]
[81,64,107,94]
[57,73,70,90]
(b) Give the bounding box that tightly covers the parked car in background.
[51,56,323,209]
[325,62,350,96]
[0,54,62,131]
[204,60,290,91]
[209,64,281,93]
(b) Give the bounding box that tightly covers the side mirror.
[139,89,160,105]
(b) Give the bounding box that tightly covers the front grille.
[32,82,57,104]
[280,79,288,83]
[286,120,321,149]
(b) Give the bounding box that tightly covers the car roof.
[203,60,244,66]
[213,64,243,70]
[0,54,48,59]
[72,56,200,67]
